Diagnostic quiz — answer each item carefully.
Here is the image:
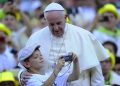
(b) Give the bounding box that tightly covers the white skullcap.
[44,2,64,12]
[18,44,40,62]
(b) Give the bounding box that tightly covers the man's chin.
[53,33,63,38]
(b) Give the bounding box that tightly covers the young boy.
[18,44,80,86]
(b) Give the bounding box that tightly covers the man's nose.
[54,25,59,30]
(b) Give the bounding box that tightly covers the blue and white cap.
[18,44,40,62]
[44,2,64,12]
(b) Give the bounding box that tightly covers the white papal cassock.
[25,23,109,86]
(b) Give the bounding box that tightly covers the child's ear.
[23,61,31,68]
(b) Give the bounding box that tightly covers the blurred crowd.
[0,0,120,86]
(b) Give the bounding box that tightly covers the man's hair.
[103,41,118,55]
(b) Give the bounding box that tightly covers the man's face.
[28,50,44,70]
[102,12,117,29]
[2,14,17,31]
[45,11,66,37]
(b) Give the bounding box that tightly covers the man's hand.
[20,71,32,85]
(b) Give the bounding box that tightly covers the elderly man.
[20,3,109,86]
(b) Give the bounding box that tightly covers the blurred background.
[0,0,120,86]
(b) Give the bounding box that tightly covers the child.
[18,44,80,86]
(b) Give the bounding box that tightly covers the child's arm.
[42,58,65,86]
[67,53,80,82]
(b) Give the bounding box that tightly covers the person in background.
[20,2,109,86]
[92,4,120,57]
[32,13,48,33]
[100,49,120,85]
[103,41,120,75]
[0,23,17,72]
[114,57,120,75]
[1,2,32,50]
[0,71,16,86]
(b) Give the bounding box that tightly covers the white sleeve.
[90,64,104,86]
[26,75,44,86]
[18,69,24,84]
[89,32,109,61]
[18,63,26,83]
[26,74,49,86]
[55,73,69,86]
[27,80,43,86]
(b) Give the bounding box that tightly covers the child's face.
[27,50,44,70]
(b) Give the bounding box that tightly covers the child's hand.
[55,56,65,72]
[20,71,32,85]
[71,52,78,62]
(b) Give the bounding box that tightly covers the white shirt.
[0,46,17,72]
[12,27,28,50]
[111,71,120,85]
[93,29,120,57]
[27,72,69,86]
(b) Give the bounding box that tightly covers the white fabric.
[31,1,42,11]
[93,30,120,57]
[111,71,120,85]
[90,64,104,86]
[26,23,108,72]
[12,27,28,50]
[44,2,64,12]
[25,23,108,86]
[0,46,17,72]
[26,72,69,86]
[68,64,104,86]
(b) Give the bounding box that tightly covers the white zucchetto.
[44,2,64,12]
